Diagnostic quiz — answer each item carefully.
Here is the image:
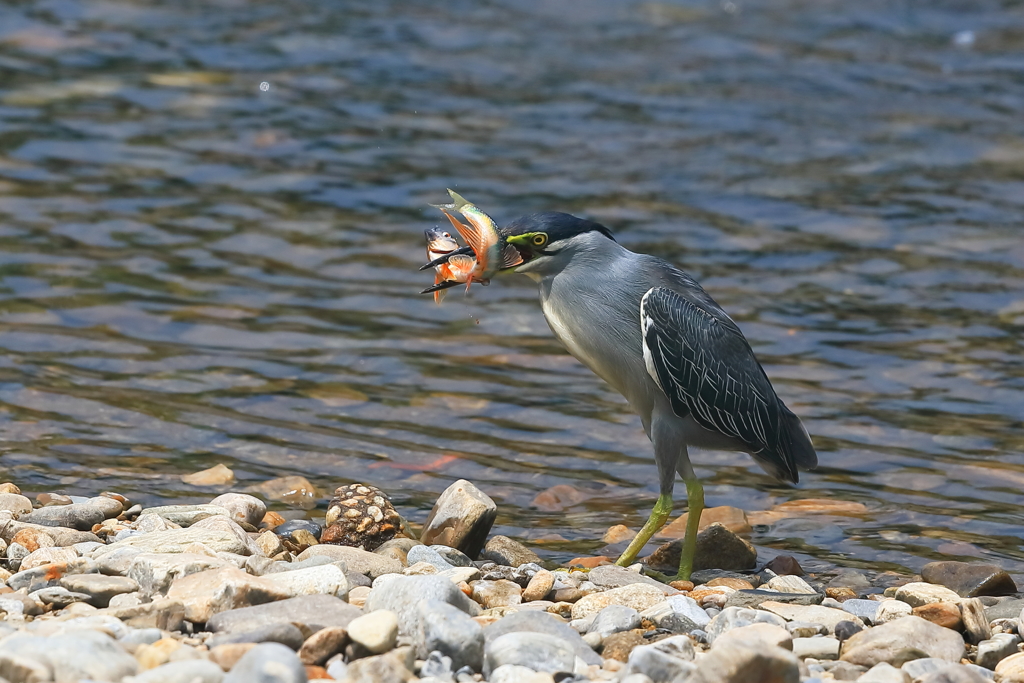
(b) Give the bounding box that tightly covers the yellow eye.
[531,233,547,247]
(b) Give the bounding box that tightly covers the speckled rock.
[322,484,401,551]
[421,479,497,558]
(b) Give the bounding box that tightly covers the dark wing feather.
[641,286,809,482]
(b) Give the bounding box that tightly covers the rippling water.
[1,0,1022,578]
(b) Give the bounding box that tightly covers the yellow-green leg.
[615,493,673,567]
[676,477,705,581]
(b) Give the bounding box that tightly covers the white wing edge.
[640,288,664,392]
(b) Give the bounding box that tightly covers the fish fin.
[446,254,476,270]
[500,243,524,269]
[440,208,489,258]
[434,288,446,304]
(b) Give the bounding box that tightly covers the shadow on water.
[0,0,1022,576]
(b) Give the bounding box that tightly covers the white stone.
[875,599,913,624]
[857,662,912,683]
[209,493,266,528]
[766,575,818,594]
[792,636,840,660]
[261,563,349,599]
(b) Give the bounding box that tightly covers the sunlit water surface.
[1,0,1022,579]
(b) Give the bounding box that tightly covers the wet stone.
[765,555,805,576]
[646,523,757,574]
[251,475,319,510]
[181,463,235,486]
[422,479,497,559]
[481,535,542,568]
[920,562,1017,598]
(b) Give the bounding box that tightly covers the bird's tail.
[779,408,818,475]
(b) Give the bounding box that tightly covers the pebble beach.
[0,473,1021,683]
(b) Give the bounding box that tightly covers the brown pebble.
[209,643,257,671]
[472,615,502,628]
[601,630,649,661]
[669,580,694,591]
[305,665,330,680]
[689,588,728,602]
[707,577,754,590]
[261,511,286,529]
[523,569,555,602]
[546,602,574,619]
[298,626,349,666]
[566,556,612,569]
[36,493,72,507]
[826,587,858,602]
[912,602,962,631]
[602,525,635,545]
[0,483,21,495]
[251,475,319,509]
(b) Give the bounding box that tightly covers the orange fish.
[420,190,522,302]
[424,227,463,304]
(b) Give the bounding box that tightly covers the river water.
[0,0,1022,578]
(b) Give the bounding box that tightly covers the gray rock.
[976,633,1019,670]
[903,659,956,679]
[588,565,676,595]
[589,605,642,637]
[31,586,92,608]
[759,602,864,634]
[983,597,1024,622]
[640,595,710,633]
[626,636,696,683]
[120,629,164,647]
[422,479,497,558]
[0,629,139,682]
[59,574,140,607]
[209,623,306,650]
[691,641,799,683]
[260,563,349,599]
[223,642,306,683]
[705,606,787,644]
[483,610,600,666]
[484,632,576,676]
[724,590,824,608]
[793,637,840,660]
[481,535,542,568]
[365,575,480,637]
[210,493,267,527]
[297,544,402,578]
[208,594,362,633]
[416,600,485,671]
[840,616,965,667]
[0,520,102,546]
[258,555,335,574]
[408,545,457,571]
[843,599,882,625]
[19,497,122,530]
[127,659,226,683]
[7,558,99,592]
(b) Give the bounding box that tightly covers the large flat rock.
[207,594,362,634]
[840,616,965,667]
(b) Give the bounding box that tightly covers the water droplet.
[259,81,270,92]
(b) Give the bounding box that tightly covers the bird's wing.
[640,286,800,481]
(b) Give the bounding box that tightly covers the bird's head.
[503,212,615,276]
